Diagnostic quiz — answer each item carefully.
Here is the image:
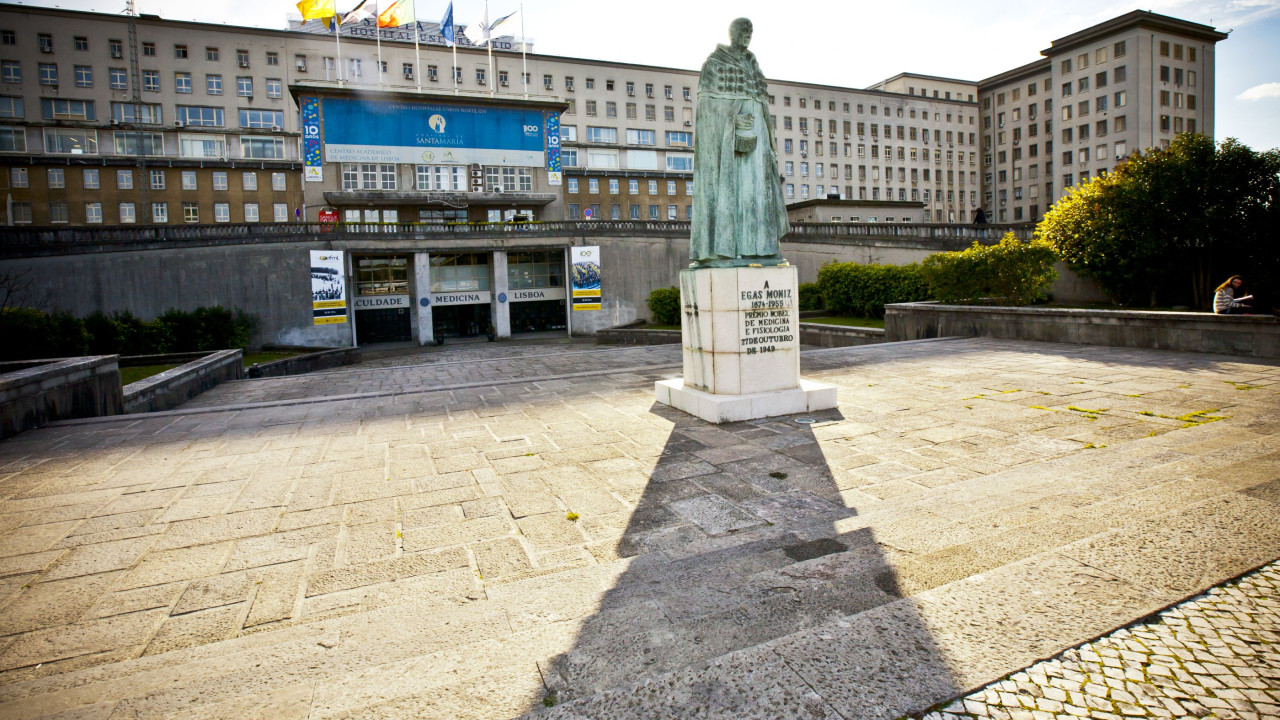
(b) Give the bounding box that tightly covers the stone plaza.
[0,337,1276,719]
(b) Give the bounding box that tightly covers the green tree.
[1037,134,1280,308]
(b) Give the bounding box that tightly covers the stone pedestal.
[654,265,837,423]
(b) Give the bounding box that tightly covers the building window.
[214,202,230,222]
[116,169,132,189]
[2,30,16,46]
[150,169,166,190]
[47,167,65,188]
[244,203,259,222]
[266,51,279,66]
[665,131,692,147]
[586,126,617,143]
[42,99,95,121]
[83,168,99,189]
[1,61,20,84]
[153,203,168,223]
[177,105,224,127]
[239,109,284,129]
[142,70,159,92]
[39,63,58,86]
[113,130,164,156]
[175,71,191,93]
[85,202,102,224]
[625,128,654,145]
[272,172,286,191]
[183,202,199,222]
[43,128,98,154]
[236,49,250,67]
[181,170,197,190]
[109,68,127,89]
[74,65,93,88]
[237,76,253,96]
[266,79,282,98]
[206,47,220,61]
[274,203,288,222]
[206,74,223,95]
[142,42,156,57]
[242,171,257,190]
[118,202,135,224]
[11,202,31,223]
[212,171,227,190]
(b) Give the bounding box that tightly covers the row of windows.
[337,163,537,192]
[1,99,284,130]
[567,202,691,221]
[7,166,288,191]
[567,177,693,196]
[8,200,291,225]
[784,185,977,205]
[0,127,289,158]
[0,61,284,99]
[11,31,269,67]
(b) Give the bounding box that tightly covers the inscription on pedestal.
[740,282,795,355]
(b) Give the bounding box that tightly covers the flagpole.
[520,3,526,99]
[452,43,458,95]
[486,0,494,97]
[414,16,421,92]
[335,15,344,88]
[375,16,383,86]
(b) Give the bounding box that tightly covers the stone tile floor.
[922,560,1280,720]
[0,338,1276,719]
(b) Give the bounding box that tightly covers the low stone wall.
[885,302,1280,358]
[247,347,360,378]
[0,356,122,438]
[595,322,682,345]
[123,349,244,414]
[799,323,886,348]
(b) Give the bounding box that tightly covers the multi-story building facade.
[0,7,1224,228]
[978,10,1226,223]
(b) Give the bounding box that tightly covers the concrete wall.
[0,356,123,438]
[885,302,1280,358]
[0,227,1110,345]
[122,349,245,414]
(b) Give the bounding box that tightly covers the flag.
[463,8,516,46]
[440,2,455,47]
[296,0,336,21]
[376,0,414,28]
[341,0,376,25]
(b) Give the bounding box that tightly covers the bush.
[156,306,257,352]
[798,282,824,312]
[921,233,1060,305]
[816,262,931,317]
[0,308,88,361]
[647,287,681,326]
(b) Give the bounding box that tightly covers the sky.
[13,0,1280,150]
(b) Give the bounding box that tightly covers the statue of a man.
[690,18,789,267]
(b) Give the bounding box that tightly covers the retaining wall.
[0,356,122,438]
[122,349,244,414]
[885,302,1280,358]
[247,347,361,378]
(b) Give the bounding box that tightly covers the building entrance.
[510,300,567,333]
[432,304,492,339]
[356,307,412,344]
[354,255,412,344]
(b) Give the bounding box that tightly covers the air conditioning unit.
[404,70,413,80]
[111,50,123,59]
[175,121,185,128]
[500,80,509,87]
[297,61,307,72]
[272,125,281,132]
[627,90,634,97]
[844,134,850,140]
[238,60,250,68]
[110,119,120,126]
[683,120,692,127]
[800,152,807,158]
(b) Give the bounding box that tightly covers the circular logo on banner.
[419,298,430,307]
[498,293,507,303]
[428,115,447,133]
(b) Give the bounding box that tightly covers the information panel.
[322,98,546,167]
[311,250,347,325]
[570,246,602,311]
[545,111,562,185]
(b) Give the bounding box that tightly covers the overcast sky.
[15,0,1280,149]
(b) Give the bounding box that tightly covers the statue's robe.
[690,44,789,264]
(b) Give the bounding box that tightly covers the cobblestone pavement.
[0,338,1276,720]
[923,561,1280,720]
[186,342,683,408]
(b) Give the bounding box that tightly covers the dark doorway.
[510,300,567,333]
[432,304,492,339]
[355,308,411,344]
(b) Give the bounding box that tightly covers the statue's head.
[729,18,752,50]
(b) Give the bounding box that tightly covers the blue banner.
[322,98,546,166]
[302,97,322,182]
[545,112,562,185]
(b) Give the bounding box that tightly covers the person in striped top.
[1213,276,1252,314]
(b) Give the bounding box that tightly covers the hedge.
[816,262,931,317]
[798,282,825,311]
[920,233,1059,305]
[0,306,259,362]
[647,287,681,325]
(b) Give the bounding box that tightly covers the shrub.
[157,307,257,352]
[816,262,931,317]
[798,282,825,312]
[0,308,88,361]
[921,233,1060,305]
[647,287,681,326]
